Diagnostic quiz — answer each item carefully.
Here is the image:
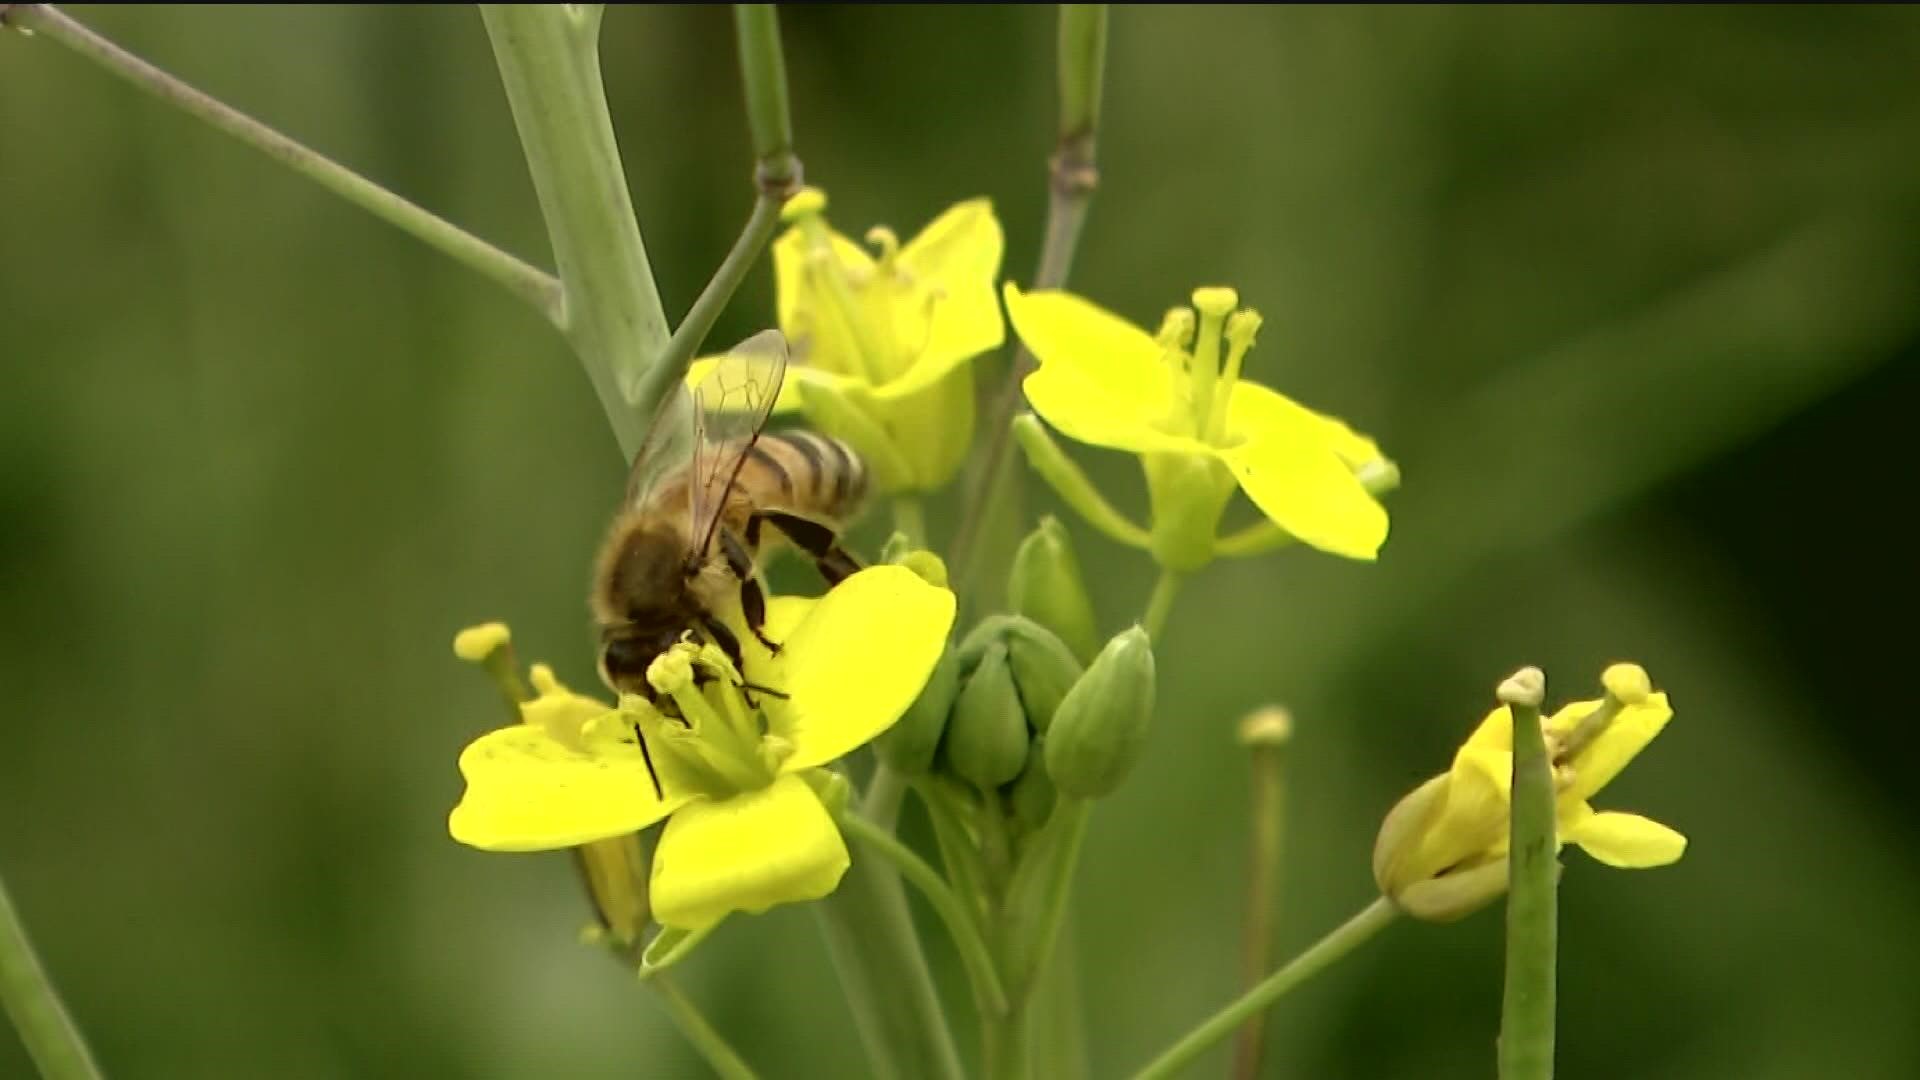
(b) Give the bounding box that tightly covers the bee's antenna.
[634,726,665,801]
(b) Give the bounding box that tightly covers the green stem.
[1141,568,1183,640]
[982,1002,1033,1080]
[892,497,929,551]
[4,4,562,323]
[1130,898,1399,1080]
[732,4,799,191]
[947,4,1109,588]
[1231,714,1290,1080]
[658,195,784,379]
[481,4,673,459]
[0,872,102,1080]
[812,852,966,1080]
[998,797,1089,999]
[1500,684,1557,1080]
[838,811,1009,1018]
[863,759,908,831]
[651,974,760,1080]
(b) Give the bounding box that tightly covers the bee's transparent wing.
[624,381,700,510]
[687,329,790,556]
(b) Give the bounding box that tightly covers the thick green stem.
[0,873,102,1080]
[1141,568,1183,640]
[1130,898,1399,1080]
[813,851,966,1080]
[947,4,1109,587]
[732,4,799,191]
[838,811,1008,1017]
[6,4,562,323]
[651,974,760,1080]
[481,5,672,458]
[1500,678,1557,1080]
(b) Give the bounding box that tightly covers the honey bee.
[591,330,868,792]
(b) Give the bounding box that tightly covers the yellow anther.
[1190,286,1239,318]
[1601,663,1653,705]
[1236,705,1294,748]
[453,622,511,663]
[864,225,901,266]
[1155,307,1196,350]
[529,663,562,696]
[647,644,699,698]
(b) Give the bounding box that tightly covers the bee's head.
[597,623,685,698]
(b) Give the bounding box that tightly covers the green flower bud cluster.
[879,610,1156,820]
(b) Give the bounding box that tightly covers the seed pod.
[1044,626,1156,798]
[873,645,961,775]
[1002,618,1084,734]
[940,642,1031,789]
[1008,516,1100,663]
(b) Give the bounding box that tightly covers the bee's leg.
[698,613,748,681]
[633,727,666,800]
[755,510,862,585]
[718,527,782,655]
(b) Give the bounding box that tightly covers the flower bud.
[1008,516,1101,663]
[953,613,1020,675]
[873,645,960,775]
[1044,626,1156,798]
[940,642,1032,789]
[1002,618,1084,734]
[1007,737,1058,833]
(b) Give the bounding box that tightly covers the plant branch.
[481,4,672,458]
[651,974,760,1080]
[839,810,1009,1018]
[0,872,102,1080]
[3,4,563,324]
[947,4,1108,586]
[1130,898,1399,1080]
[732,4,800,192]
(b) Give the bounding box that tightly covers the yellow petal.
[650,774,850,930]
[1396,747,1511,885]
[773,225,879,379]
[762,565,957,771]
[871,199,1004,398]
[1003,284,1198,454]
[447,723,695,852]
[1464,705,1515,752]
[1215,384,1389,560]
[1554,692,1673,802]
[1227,380,1386,471]
[1562,806,1687,868]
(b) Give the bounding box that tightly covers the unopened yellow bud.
[781,186,828,222]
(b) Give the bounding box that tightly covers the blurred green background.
[5,5,1920,1077]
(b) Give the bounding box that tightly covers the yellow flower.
[693,188,1005,494]
[1003,284,1394,568]
[1373,663,1686,922]
[448,566,956,930]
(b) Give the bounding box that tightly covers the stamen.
[864,225,901,268]
[1205,308,1263,441]
[1188,288,1237,441]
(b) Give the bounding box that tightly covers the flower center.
[643,643,782,795]
[1151,287,1266,446]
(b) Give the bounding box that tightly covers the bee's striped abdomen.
[743,429,869,524]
